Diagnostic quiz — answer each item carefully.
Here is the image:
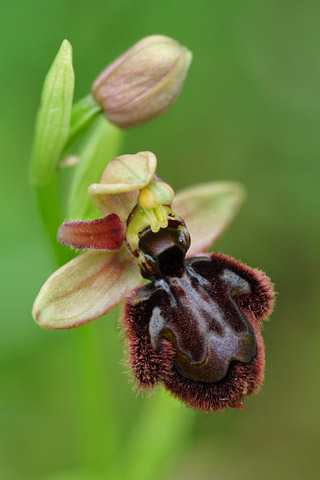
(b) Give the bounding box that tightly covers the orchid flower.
[32,151,274,412]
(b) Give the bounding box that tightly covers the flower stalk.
[120,390,194,480]
[74,323,119,473]
[65,94,102,150]
[67,115,124,221]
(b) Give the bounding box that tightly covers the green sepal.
[67,115,123,220]
[172,181,246,256]
[30,39,74,186]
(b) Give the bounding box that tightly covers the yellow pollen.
[143,206,168,232]
[139,181,174,210]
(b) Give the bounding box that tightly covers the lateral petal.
[57,214,124,250]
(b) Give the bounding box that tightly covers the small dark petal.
[57,214,124,250]
[123,252,274,412]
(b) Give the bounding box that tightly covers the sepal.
[172,182,245,256]
[88,151,157,221]
[32,247,141,329]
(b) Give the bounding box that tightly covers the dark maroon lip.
[145,261,258,384]
[123,246,274,412]
[171,341,258,385]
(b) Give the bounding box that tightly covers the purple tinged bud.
[92,35,192,128]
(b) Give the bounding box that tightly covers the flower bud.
[92,35,192,128]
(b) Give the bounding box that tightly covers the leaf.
[30,39,74,186]
[172,182,245,256]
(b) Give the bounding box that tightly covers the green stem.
[114,389,195,480]
[67,115,123,221]
[32,108,124,476]
[74,323,118,474]
[33,177,73,266]
[64,119,124,474]
[65,94,102,150]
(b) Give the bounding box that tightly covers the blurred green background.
[1,0,320,479]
